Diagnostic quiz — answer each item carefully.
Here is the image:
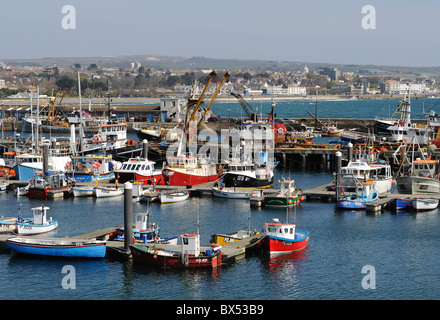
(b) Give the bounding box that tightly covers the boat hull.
[159,192,189,203]
[0,218,17,233]
[94,187,123,198]
[396,176,440,194]
[65,172,115,183]
[264,195,301,207]
[411,198,439,211]
[389,198,411,210]
[7,238,106,258]
[337,199,366,209]
[130,245,221,268]
[221,173,273,189]
[162,168,218,186]
[16,220,58,235]
[263,232,310,255]
[72,187,94,197]
[211,187,258,199]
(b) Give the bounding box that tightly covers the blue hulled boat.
[337,180,378,210]
[65,153,117,183]
[6,237,107,258]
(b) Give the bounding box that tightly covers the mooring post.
[124,182,133,251]
[335,151,342,201]
[142,139,149,158]
[43,145,49,180]
[347,142,353,163]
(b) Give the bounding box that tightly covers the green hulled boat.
[264,179,303,208]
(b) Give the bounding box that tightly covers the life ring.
[402,139,407,144]
[93,135,99,141]
[132,236,136,244]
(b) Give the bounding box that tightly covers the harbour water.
[2,98,440,302]
[1,168,440,301]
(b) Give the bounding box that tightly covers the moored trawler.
[162,155,218,186]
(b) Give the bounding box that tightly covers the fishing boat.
[14,153,71,182]
[94,185,123,198]
[159,190,189,203]
[388,198,412,210]
[394,135,440,195]
[385,95,432,145]
[411,198,439,211]
[6,237,107,258]
[262,218,310,255]
[336,179,378,210]
[65,153,118,183]
[130,233,222,268]
[78,114,142,162]
[211,183,260,199]
[340,146,393,195]
[264,179,303,207]
[15,205,58,235]
[27,172,74,199]
[110,211,160,243]
[162,154,218,186]
[0,217,18,233]
[210,230,258,246]
[115,157,165,185]
[71,186,94,197]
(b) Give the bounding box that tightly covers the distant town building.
[0,79,5,89]
[319,67,340,81]
[382,80,400,94]
[262,84,306,96]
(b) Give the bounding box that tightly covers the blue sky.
[0,0,439,66]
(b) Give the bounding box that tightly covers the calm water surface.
[1,169,440,300]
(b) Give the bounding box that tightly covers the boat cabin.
[167,156,198,169]
[263,218,296,241]
[279,179,296,197]
[31,205,50,225]
[120,158,156,173]
[135,212,155,231]
[180,233,200,257]
[411,158,439,178]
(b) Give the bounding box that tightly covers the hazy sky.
[1,0,439,67]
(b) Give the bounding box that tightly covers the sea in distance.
[1,98,440,302]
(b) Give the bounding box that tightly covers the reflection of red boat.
[262,218,310,255]
[130,233,222,268]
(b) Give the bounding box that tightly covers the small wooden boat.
[211,185,260,199]
[411,198,439,211]
[110,211,160,243]
[159,190,189,203]
[6,237,107,258]
[72,186,94,197]
[210,230,259,246]
[262,218,310,255]
[0,217,18,233]
[388,198,412,210]
[94,186,123,198]
[0,180,9,192]
[130,233,222,268]
[16,205,58,235]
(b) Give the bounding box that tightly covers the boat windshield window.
[136,164,141,170]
